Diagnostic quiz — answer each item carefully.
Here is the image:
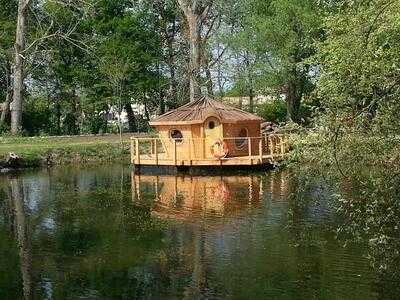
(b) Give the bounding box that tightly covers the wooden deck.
[130,135,288,167]
[132,153,285,166]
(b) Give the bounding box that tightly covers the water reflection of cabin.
[132,175,262,220]
[131,96,288,167]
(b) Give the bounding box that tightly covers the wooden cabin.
[131,96,288,168]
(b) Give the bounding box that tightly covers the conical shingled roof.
[149,96,263,126]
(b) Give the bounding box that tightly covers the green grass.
[0,133,136,167]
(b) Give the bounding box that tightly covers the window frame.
[169,129,184,144]
[235,127,249,150]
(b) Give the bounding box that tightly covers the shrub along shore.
[0,134,135,171]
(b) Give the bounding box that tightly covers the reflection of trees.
[287,163,400,298]
[8,176,32,300]
[336,173,400,297]
[0,165,167,299]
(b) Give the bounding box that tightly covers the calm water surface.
[0,164,395,299]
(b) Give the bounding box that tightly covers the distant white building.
[104,103,147,125]
[221,94,285,109]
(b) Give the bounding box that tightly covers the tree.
[92,0,161,134]
[10,0,30,134]
[177,0,215,101]
[313,0,400,134]
[224,0,322,121]
[8,0,94,134]
[0,0,17,127]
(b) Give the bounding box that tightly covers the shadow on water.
[0,164,398,299]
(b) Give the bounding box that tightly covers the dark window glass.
[170,129,183,143]
[235,128,248,149]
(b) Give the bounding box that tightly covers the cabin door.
[203,117,222,159]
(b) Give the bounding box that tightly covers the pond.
[0,164,397,299]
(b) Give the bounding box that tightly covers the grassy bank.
[0,134,135,169]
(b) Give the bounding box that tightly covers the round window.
[208,121,215,130]
[170,129,183,143]
[235,128,248,149]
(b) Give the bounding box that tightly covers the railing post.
[135,138,140,165]
[130,138,134,164]
[280,136,285,156]
[173,139,177,165]
[268,136,273,157]
[259,138,263,161]
[202,138,205,159]
[189,138,192,161]
[155,139,158,165]
[248,137,252,156]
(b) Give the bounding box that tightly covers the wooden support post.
[155,139,158,165]
[174,175,178,202]
[268,136,273,157]
[189,138,192,162]
[155,176,159,200]
[136,174,141,202]
[130,138,134,164]
[135,139,140,165]
[248,137,252,157]
[280,136,285,156]
[173,139,177,165]
[259,138,263,162]
[202,138,205,159]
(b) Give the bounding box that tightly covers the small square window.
[170,129,183,143]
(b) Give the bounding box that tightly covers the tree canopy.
[0,0,398,135]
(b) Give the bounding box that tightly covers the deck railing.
[130,134,289,164]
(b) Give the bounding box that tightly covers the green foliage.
[285,3,400,287]
[256,99,287,123]
[288,131,400,289]
[224,0,323,121]
[0,0,16,100]
[312,0,400,135]
[22,97,52,136]
[0,123,10,135]
[81,113,108,134]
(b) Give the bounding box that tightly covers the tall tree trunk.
[188,15,202,101]
[159,90,166,114]
[177,0,204,102]
[249,85,254,113]
[144,101,150,121]
[55,100,61,135]
[1,89,12,125]
[1,61,12,125]
[204,53,213,96]
[124,103,137,132]
[245,52,254,113]
[205,66,213,97]
[286,79,301,123]
[216,51,224,98]
[11,0,29,134]
[166,20,178,106]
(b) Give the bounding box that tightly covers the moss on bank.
[0,134,132,170]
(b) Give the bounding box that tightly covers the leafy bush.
[81,113,108,134]
[22,97,52,136]
[0,123,10,135]
[256,99,287,123]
